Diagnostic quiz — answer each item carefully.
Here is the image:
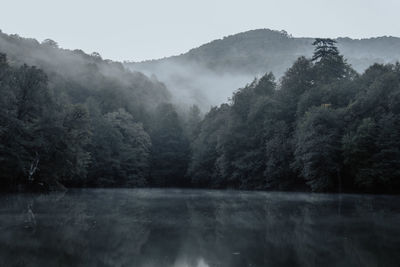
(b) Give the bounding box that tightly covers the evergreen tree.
[312,38,356,83]
[311,38,340,62]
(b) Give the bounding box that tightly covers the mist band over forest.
[0,29,399,194]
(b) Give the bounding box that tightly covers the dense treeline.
[188,39,400,193]
[1,32,399,193]
[0,52,197,191]
[0,31,193,191]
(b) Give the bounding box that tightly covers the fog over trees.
[1,29,399,193]
[126,29,400,110]
[0,30,172,191]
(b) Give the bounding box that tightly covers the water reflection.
[0,189,399,267]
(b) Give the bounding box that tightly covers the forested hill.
[187,39,400,194]
[0,30,170,108]
[128,29,400,76]
[0,30,192,192]
[1,30,399,194]
[125,29,400,109]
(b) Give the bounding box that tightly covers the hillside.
[1,29,399,194]
[0,30,170,111]
[0,30,184,191]
[125,29,400,109]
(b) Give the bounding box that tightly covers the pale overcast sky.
[1,0,399,61]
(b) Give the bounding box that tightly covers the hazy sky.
[1,0,399,61]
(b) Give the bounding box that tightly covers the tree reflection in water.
[0,189,399,267]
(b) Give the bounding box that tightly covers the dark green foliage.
[39,104,91,187]
[0,56,91,190]
[312,38,340,61]
[184,105,202,140]
[372,114,400,192]
[0,60,49,189]
[294,107,344,192]
[187,105,229,187]
[149,103,190,187]
[342,118,379,190]
[264,121,297,190]
[189,40,400,193]
[0,30,174,191]
[87,109,151,187]
[1,31,400,194]
[278,56,314,114]
[342,115,400,193]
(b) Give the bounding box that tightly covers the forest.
[1,32,399,193]
[127,29,400,109]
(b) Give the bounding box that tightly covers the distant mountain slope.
[125,29,400,109]
[129,29,400,75]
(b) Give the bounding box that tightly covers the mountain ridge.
[124,29,400,109]
[127,28,400,75]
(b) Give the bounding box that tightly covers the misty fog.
[1,189,399,267]
[125,30,400,110]
[129,61,255,111]
[2,1,400,266]
[2,28,400,193]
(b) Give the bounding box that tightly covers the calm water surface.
[0,189,399,267]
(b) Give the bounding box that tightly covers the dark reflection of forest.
[0,189,399,267]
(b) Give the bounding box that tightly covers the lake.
[0,189,399,267]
